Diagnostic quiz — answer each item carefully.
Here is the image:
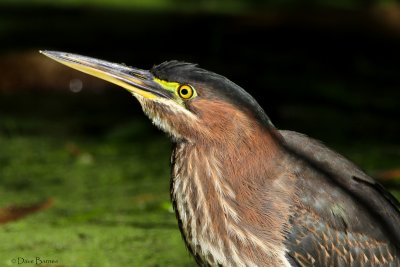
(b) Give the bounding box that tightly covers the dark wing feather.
[279,130,400,266]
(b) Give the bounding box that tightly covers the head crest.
[151,61,273,128]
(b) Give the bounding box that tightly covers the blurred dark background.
[0,1,399,266]
[1,0,399,143]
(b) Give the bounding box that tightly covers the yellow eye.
[178,84,194,99]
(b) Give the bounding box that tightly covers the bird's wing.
[279,130,400,266]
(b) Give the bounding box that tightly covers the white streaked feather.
[172,138,292,267]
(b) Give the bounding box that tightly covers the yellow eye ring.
[178,84,194,99]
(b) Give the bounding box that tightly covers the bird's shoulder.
[279,130,374,184]
[278,130,400,266]
[279,130,400,218]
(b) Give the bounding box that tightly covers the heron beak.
[40,50,170,99]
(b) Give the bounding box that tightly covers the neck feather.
[171,126,294,266]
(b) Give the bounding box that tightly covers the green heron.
[41,51,399,266]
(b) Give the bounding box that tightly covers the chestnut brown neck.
[171,115,294,266]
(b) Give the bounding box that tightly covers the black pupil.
[181,88,189,96]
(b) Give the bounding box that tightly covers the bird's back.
[279,130,400,266]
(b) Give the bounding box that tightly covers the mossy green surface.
[0,105,195,266]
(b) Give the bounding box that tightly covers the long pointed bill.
[40,51,170,99]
